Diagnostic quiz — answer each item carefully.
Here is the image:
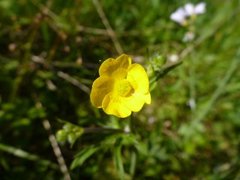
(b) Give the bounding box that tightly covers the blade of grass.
[129,150,137,178]
[0,143,58,169]
[114,138,125,180]
[70,146,100,170]
[194,48,240,123]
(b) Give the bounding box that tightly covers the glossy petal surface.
[127,64,149,93]
[99,54,131,76]
[102,93,131,118]
[90,54,151,118]
[90,76,114,107]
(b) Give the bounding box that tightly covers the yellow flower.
[90,54,151,118]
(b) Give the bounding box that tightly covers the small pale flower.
[183,31,195,42]
[170,7,187,25]
[168,54,179,63]
[184,3,195,16]
[170,2,206,25]
[90,54,151,118]
[124,125,130,133]
[194,2,206,14]
[188,98,196,110]
[184,2,206,16]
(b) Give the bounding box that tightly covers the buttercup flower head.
[90,54,151,118]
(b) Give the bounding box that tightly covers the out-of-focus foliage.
[0,0,240,179]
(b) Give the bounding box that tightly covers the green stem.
[129,150,137,178]
[189,50,196,111]
[129,114,136,134]
[84,127,124,134]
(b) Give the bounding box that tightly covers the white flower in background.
[193,2,206,14]
[170,2,206,25]
[188,98,196,110]
[124,125,130,133]
[168,54,179,63]
[184,2,206,16]
[170,8,187,25]
[183,31,195,42]
[184,3,195,16]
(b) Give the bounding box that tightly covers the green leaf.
[113,137,125,180]
[70,146,100,170]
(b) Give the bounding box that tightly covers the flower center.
[116,80,134,97]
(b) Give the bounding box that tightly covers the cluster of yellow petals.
[90,54,151,118]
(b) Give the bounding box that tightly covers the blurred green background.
[0,0,240,179]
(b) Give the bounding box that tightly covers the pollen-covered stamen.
[116,79,134,97]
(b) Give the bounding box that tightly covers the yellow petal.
[127,64,150,94]
[144,93,151,104]
[90,76,115,108]
[123,92,151,112]
[99,54,132,77]
[102,93,131,118]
